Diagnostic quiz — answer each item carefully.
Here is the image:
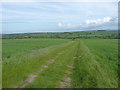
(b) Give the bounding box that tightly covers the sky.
[1,0,119,34]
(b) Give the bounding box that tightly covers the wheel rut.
[17,51,65,88]
[60,64,73,88]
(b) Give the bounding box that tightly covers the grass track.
[2,41,72,88]
[25,41,77,88]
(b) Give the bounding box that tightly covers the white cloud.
[85,17,112,25]
[58,17,117,30]
[58,23,64,27]
[58,23,78,28]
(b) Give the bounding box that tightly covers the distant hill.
[2,30,119,39]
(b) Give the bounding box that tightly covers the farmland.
[2,38,118,88]
[2,30,119,39]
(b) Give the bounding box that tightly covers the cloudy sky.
[1,0,119,34]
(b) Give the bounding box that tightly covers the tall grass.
[73,39,118,88]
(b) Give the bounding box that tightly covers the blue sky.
[1,0,118,34]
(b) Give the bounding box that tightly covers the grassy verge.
[73,39,118,88]
[0,60,1,89]
[0,59,1,89]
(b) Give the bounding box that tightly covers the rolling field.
[2,30,119,39]
[2,39,118,88]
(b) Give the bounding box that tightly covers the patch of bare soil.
[48,59,55,64]
[67,64,73,69]
[60,64,73,88]
[18,74,38,88]
[73,57,77,59]
[66,71,73,74]
[60,77,72,88]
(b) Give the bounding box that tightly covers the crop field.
[2,39,118,88]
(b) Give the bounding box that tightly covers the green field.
[2,39,70,60]
[0,39,2,89]
[2,39,118,88]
